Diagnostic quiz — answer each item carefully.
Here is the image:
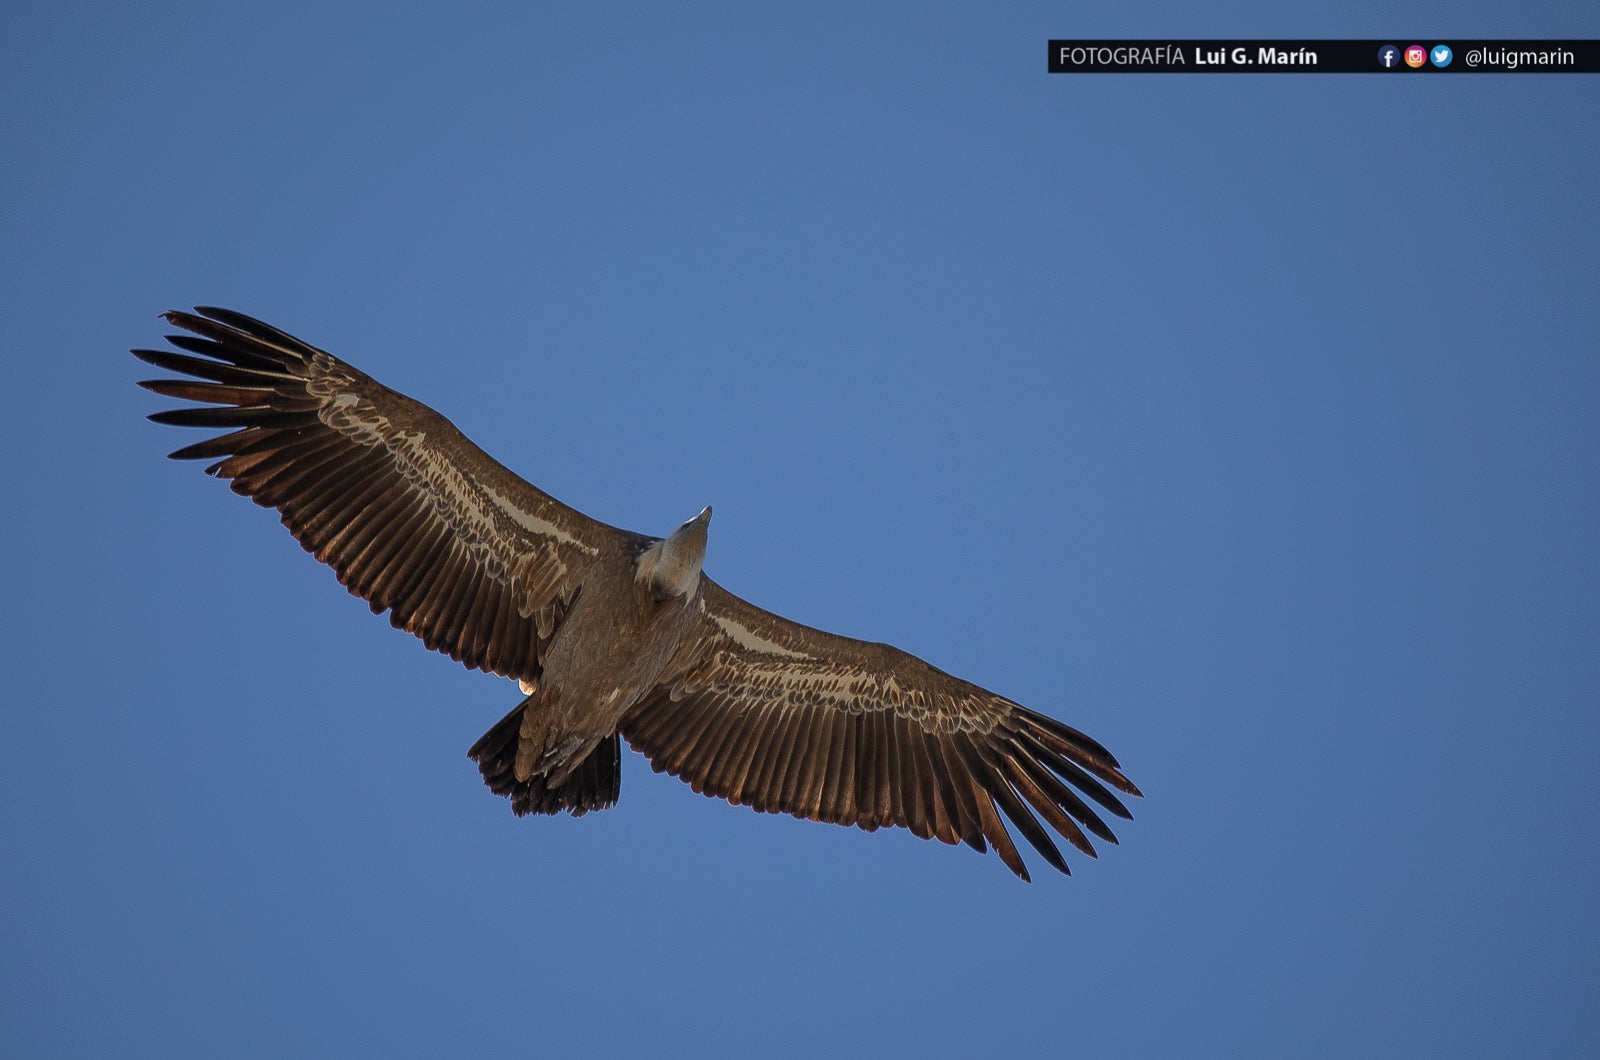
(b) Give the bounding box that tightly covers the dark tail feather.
[467,703,621,817]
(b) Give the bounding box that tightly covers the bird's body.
[137,308,1141,880]
[480,509,710,810]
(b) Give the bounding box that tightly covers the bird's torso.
[514,545,702,782]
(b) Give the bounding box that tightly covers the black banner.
[1047,40,1600,73]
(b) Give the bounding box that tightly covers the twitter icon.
[1431,45,1453,68]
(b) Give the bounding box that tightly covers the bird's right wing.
[622,579,1142,880]
[136,307,649,683]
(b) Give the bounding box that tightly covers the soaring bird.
[136,307,1141,880]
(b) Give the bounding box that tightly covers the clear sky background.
[4,3,1597,1057]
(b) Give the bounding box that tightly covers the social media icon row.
[1379,44,1452,68]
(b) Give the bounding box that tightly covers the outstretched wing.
[135,307,647,683]
[622,580,1142,881]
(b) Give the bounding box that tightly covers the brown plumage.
[136,307,1142,881]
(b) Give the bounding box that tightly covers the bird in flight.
[136,308,1141,881]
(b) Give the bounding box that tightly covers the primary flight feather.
[136,307,1141,881]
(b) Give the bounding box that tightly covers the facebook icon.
[1378,44,1400,68]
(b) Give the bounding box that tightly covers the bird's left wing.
[136,307,648,684]
[621,579,1142,880]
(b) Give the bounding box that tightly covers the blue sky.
[4,3,1598,1057]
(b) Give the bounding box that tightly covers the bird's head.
[637,505,712,600]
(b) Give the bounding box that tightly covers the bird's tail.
[467,696,620,817]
